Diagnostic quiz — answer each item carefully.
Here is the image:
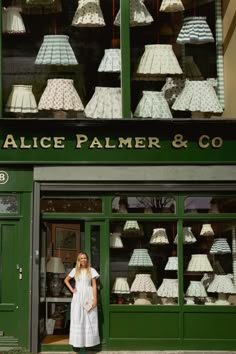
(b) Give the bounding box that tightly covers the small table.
[41,296,72,330]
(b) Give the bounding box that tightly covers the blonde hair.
[75,251,91,279]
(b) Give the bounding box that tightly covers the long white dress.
[69,267,100,348]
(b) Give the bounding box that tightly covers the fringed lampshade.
[157,278,178,304]
[134,91,173,119]
[110,232,123,248]
[176,16,214,45]
[136,44,183,76]
[84,87,122,119]
[2,7,26,34]
[128,249,153,267]
[72,0,105,27]
[38,79,84,112]
[210,238,231,254]
[150,228,169,245]
[161,77,185,106]
[165,256,178,271]
[185,281,207,298]
[114,0,153,27]
[35,35,78,65]
[112,277,130,294]
[130,274,157,293]
[200,224,214,237]
[172,80,223,113]
[184,56,203,80]
[207,274,236,305]
[187,254,213,272]
[159,0,184,12]
[98,49,121,73]
[174,226,197,244]
[5,85,38,114]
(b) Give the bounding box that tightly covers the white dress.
[69,267,100,348]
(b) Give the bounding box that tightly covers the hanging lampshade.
[200,224,214,237]
[150,228,169,245]
[98,48,121,73]
[84,87,122,119]
[137,44,183,76]
[207,274,236,305]
[112,277,130,294]
[35,35,78,65]
[72,0,105,27]
[172,80,223,113]
[165,256,178,271]
[5,85,38,114]
[185,281,207,298]
[110,232,124,248]
[159,0,184,12]
[38,79,84,112]
[184,56,203,80]
[130,274,156,293]
[157,278,178,298]
[210,238,231,254]
[122,220,143,237]
[161,77,185,106]
[187,254,213,272]
[176,16,214,45]
[174,226,197,244]
[128,249,153,267]
[134,91,173,119]
[114,0,153,27]
[2,7,26,34]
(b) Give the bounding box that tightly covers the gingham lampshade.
[128,249,153,267]
[134,91,173,119]
[112,277,130,294]
[174,226,197,244]
[200,224,214,237]
[130,274,156,293]
[157,278,178,298]
[187,254,213,272]
[176,16,214,45]
[114,0,153,27]
[5,85,38,114]
[186,281,207,298]
[210,238,231,254]
[110,232,124,248]
[159,0,184,12]
[2,7,26,34]
[98,48,121,73]
[150,228,169,245]
[35,35,78,65]
[72,0,105,27]
[165,256,178,271]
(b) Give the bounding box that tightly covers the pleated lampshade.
[110,232,123,248]
[114,0,153,27]
[72,0,105,27]
[184,56,203,80]
[161,77,185,106]
[207,274,236,294]
[210,238,231,254]
[5,85,38,114]
[157,278,178,298]
[128,249,153,267]
[137,44,183,76]
[98,49,121,73]
[187,254,213,272]
[150,228,169,245]
[130,274,157,293]
[35,35,78,65]
[176,16,214,45]
[38,79,84,112]
[84,87,122,119]
[172,80,223,113]
[165,256,178,271]
[2,7,26,34]
[200,224,214,237]
[185,281,207,298]
[174,226,197,244]
[112,277,130,294]
[159,0,184,12]
[134,91,173,119]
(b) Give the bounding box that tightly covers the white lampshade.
[207,275,236,305]
[176,16,214,44]
[112,277,130,294]
[165,257,178,271]
[134,91,173,119]
[98,49,121,73]
[130,274,156,293]
[186,281,207,298]
[114,0,153,27]
[110,233,123,248]
[128,249,153,267]
[159,0,184,12]
[47,257,65,273]
[72,0,105,27]
[200,224,214,237]
[157,278,178,298]
[174,227,197,244]
[5,85,38,114]
[122,220,143,237]
[210,238,231,254]
[2,7,26,34]
[150,228,169,245]
[187,254,213,272]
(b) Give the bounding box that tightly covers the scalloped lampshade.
[112,277,130,294]
[130,274,156,293]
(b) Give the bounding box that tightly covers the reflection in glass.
[112,196,176,213]
[184,196,236,213]
[0,195,18,213]
[41,197,102,213]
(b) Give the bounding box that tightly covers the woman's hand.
[72,288,77,294]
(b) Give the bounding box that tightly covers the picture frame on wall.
[52,224,80,263]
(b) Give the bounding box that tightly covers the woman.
[64,251,100,353]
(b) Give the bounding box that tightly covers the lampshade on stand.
[172,80,223,114]
[35,35,78,65]
[200,224,214,237]
[159,0,184,12]
[130,274,157,293]
[176,16,214,44]
[128,249,153,267]
[114,0,153,27]
[174,226,197,244]
[122,220,143,237]
[165,256,178,271]
[38,79,84,113]
[161,77,185,106]
[72,0,105,27]
[185,281,207,304]
[210,238,231,254]
[150,228,169,245]
[84,87,122,119]
[112,277,130,294]
[137,44,183,76]
[110,232,123,248]
[187,254,213,272]
[157,278,178,304]
[98,48,121,73]
[207,274,236,305]
[2,7,26,34]
[5,85,38,116]
[133,91,173,119]
[47,257,65,296]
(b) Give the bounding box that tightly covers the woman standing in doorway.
[64,251,100,354]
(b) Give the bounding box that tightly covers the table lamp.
[47,257,65,296]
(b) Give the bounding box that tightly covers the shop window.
[0,195,18,213]
[184,196,236,213]
[41,197,103,213]
[112,195,176,213]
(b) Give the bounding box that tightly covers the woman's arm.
[91,277,97,308]
[64,274,77,294]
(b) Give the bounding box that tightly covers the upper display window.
[184,196,236,214]
[112,195,176,213]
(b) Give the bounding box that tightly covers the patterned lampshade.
[186,281,207,298]
[157,278,178,298]
[110,232,123,248]
[176,16,214,45]
[122,220,143,237]
[5,85,38,114]
[165,256,178,271]
[130,274,156,293]
[128,249,153,267]
[150,228,169,245]
[2,7,26,34]
[200,224,214,237]
[98,49,121,73]
[112,277,130,294]
[114,0,153,27]
[210,238,231,254]
[207,274,236,305]
[159,0,184,12]
[174,226,197,244]
[72,0,105,27]
[134,91,173,119]
[187,254,213,272]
